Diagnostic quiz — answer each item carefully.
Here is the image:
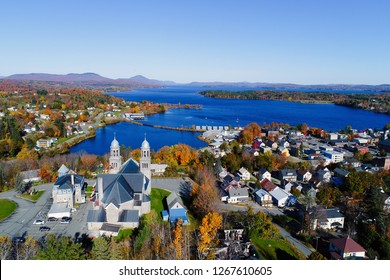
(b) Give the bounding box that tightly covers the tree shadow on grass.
[275,248,297,260]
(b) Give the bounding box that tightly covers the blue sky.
[1,0,389,84]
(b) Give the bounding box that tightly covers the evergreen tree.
[90,236,111,260]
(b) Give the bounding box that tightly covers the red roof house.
[329,237,367,260]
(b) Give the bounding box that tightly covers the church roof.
[58,164,69,174]
[119,210,139,223]
[119,158,140,174]
[100,173,146,205]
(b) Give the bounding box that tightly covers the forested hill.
[198,90,390,115]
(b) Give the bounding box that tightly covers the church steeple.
[109,133,122,173]
[140,135,151,193]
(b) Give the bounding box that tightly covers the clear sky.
[1,0,389,84]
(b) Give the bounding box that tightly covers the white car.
[33,219,45,225]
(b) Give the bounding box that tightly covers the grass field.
[0,199,17,222]
[19,190,45,201]
[251,236,306,260]
[150,188,171,214]
[116,228,134,241]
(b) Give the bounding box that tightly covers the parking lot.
[0,183,93,240]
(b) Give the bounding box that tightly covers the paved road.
[0,183,53,238]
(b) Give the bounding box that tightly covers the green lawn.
[251,236,306,260]
[0,199,17,222]
[150,188,171,214]
[19,190,45,201]
[115,228,134,241]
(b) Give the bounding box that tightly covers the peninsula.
[198,90,390,115]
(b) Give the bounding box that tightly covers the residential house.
[279,139,290,149]
[36,139,52,148]
[265,140,278,150]
[253,188,273,207]
[279,169,297,182]
[40,114,50,121]
[269,187,291,208]
[259,168,271,182]
[372,157,390,170]
[23,125,36,134]
[329,237,367,260]
[297,169,312,182]
[150,163,168,176]
[218,168,229,180]
[312,208,345,230]
[19,169,41,184]
[236,167,251,181]
[284,181,302,193]
[87,137,152,235]
[323,150,344,163]
[166,192,189,224]
[316,167,331,183]
[221,174,241,192]
[259,146,272,154]
[333,168,350,179]
[49,173,86,219]
[278,147,290,158]
[227,187,249,204]
[345,158,361,168]
[261,178,277,192]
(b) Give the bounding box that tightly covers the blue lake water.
[70,86,390,155]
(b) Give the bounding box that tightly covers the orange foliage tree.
[238,122,262,144]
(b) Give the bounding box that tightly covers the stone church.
[87,135,152,235]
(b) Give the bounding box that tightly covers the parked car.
[12,237,26,243]
[60,217,72,224]
[39,226,51,232]
[47,217,58,222]
[33,219,45,225]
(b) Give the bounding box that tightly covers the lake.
[70,86,390,155]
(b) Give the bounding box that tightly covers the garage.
[48,203,71,219]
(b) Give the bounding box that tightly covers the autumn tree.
[197,212,222,259]
[238,122,262,144]
[248,212,279,239]
[316,186,342,208]
[0,236,13,260]
[191,167,219,217]
[16,236,39,260]
[171,219,184,260]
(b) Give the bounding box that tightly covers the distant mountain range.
[1,72,389,92]
[3,73,176,87]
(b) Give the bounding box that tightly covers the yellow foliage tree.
[198,212,222,259]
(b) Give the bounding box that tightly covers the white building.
[323,150,344,163]
[36,139,52,148]
[237,167,251,181]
